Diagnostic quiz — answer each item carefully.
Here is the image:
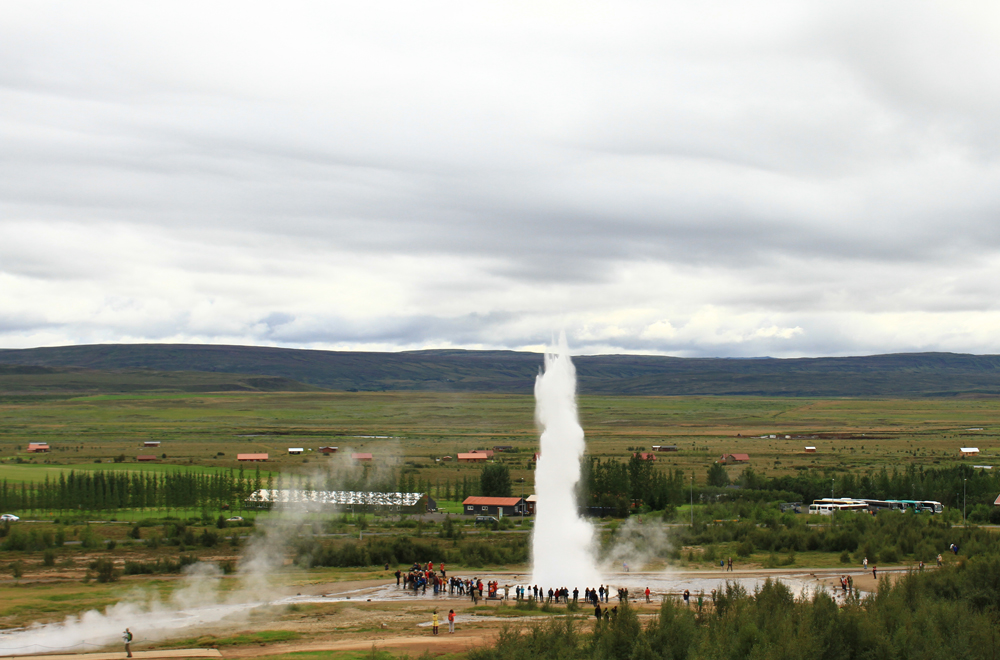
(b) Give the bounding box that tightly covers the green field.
[1,391,997,488]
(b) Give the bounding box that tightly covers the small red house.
[318,447,339,454]
[26,443,50,453]
[136,455,158,462]
[719,453,750,464]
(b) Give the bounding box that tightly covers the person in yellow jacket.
[432,611,439,635]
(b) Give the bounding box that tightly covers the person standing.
[595,603,602,622]
[683,589,690,606]
[395,569,401,586]
[645,587,650,603]
[872,565,877,579]
[122,628,133,658]
[448,609,455,634]
[432,611,439,635]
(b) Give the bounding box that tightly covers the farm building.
[805,447,817,453]
[26,443,50,453]
[470,449,495,458]
[463,496,527,517]
[995,494,1000,506]
[525,494,537,515]
[136,455,158,462]
[318,447,338,454]
[351,452,373,462]
[442,455,452,461]
[632,452,656,461]
[458,453,488,463]
[246,489,434,513]
[719,453,750,464]
[144,441,161,448]
[288,448,304,455]
[238,453,269,462]
[651,445,678,452]
[960,447,980,458]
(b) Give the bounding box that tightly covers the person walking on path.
[432,611,439,635]
[863,557,868,569]
[727,557,733,572]
[448,609,455,633]
[122,629,133,658]
[872,565,877,579]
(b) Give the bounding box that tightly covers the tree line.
[582,456,1000,518]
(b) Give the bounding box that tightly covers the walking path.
[10,650,221,660]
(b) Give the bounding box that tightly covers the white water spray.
[530,336,600,588]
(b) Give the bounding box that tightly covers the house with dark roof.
[462,496,526,516]
[719,453,750,464]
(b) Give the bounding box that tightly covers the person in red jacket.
[448,609,455,633]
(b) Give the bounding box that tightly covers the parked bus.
[808,498,868,515]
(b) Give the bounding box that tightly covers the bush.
[42,550,56,567]
[736,540,754,557]
[92,558,120,583]
[840,550,852,564]
[10,561,23,579]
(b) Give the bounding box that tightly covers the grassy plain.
[0,391,997,658]
[1,392,998,489]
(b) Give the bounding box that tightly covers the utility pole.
[518,477,525,525]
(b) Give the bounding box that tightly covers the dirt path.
[222,632,493,658]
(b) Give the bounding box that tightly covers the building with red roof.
[462,496,527,517]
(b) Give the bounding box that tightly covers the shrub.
[42,550,56,567]
[93,558,120,583]
[10,561,23,579]
[840,550,852,564]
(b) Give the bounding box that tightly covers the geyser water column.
[530,338,600,588]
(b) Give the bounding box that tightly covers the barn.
[26,443,50,453]
[238,453,269,462]
[458,453,488,463]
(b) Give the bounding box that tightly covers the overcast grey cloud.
[3,1,1000,357]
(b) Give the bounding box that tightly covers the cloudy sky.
[3,1,1000,357]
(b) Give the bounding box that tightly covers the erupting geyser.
[530,336,600,588]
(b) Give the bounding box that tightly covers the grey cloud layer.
[3,1,1000,356]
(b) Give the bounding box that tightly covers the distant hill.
[0,363,321,395]
[4,343,1000,396]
